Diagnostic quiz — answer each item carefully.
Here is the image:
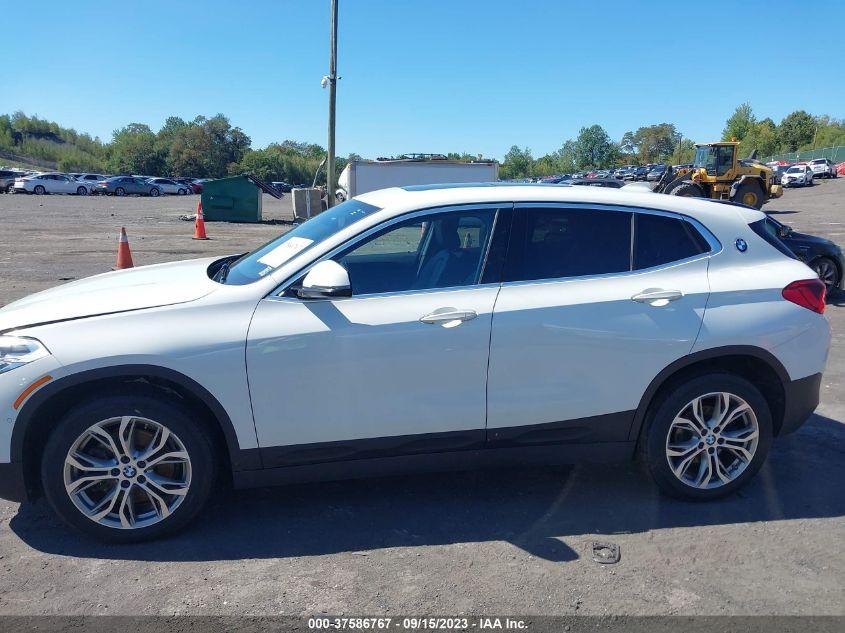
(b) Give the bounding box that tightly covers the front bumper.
[0,462,27,503]
[779,372,822,435]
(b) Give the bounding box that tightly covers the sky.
[2,0,844,160]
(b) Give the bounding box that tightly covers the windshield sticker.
[257,237,314,268]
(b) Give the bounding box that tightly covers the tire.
[809,256,840,291]
[668,181,706,199]
[731,180,765,209]
[178,188,186,195]
[41,390,217,543]
[76,186,87,196]
[33,185,46,195]
[115,187,126,197]
[150,188,160,197]
[642,373,773,501]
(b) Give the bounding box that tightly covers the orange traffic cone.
[115,227,134,269]
[193,200,209,240]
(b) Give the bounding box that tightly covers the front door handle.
[631,289,683,306]
[420,308,478,326]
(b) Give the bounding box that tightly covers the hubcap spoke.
[136,426,171,463]
[117,416,136,458]
[145,473,190,497]
[87,426,121,460]
[137,482,172,519]
[145,450,189,469]
[667,438,699,458]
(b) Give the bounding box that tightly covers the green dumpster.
[200,175,281,223]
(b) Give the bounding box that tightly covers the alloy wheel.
[811,258,839,289]
[665,392,759,489]
[63,416,192,529]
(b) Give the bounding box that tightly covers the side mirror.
[778,225,793,238]
[297,260,352,299]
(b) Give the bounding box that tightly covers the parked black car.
[764,215,844,291]
[633,166,650,181]
[710,200,843,292]
[271,181,293,192]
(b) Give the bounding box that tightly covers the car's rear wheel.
[115,187,125,197]
[643,373,772,500]
[76,186,87,196]
[809,257,840,291]
[41,392,217,543]
[150,188,160,197]
[33,185,46,195]
[178,188,186,195]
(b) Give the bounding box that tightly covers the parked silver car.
[92,176,163,197]
[146,178,191,195]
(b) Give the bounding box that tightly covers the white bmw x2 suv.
[0,184,831,542]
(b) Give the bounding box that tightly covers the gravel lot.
[0,183,843,617]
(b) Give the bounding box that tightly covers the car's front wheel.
[150,188,160,197]
[643,373,772,500]
[41,391,217,542]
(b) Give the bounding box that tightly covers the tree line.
[2,105,844,183]
[0,112,340,184]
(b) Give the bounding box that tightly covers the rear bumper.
[0,462,27,503]
[779,372,822,435]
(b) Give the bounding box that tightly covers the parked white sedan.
[14,172,90,195]
[146,178,191,195]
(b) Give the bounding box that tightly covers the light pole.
[326,0,338,208]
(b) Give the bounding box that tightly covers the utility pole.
[326,0,338,208]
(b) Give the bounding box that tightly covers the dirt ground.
[0,184,843,617]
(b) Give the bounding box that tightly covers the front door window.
[335,208,497,295]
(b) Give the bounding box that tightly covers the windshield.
[787,166,803,173]
[219,198,382,285]
[693,146,713,169]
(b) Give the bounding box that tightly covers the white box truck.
[336,159,499,201]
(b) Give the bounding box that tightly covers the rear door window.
[504,206,632,282]
[634,213,710,269]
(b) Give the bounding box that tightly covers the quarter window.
[634,213,709,269]
[335,208,497,295]
[504,207,632,282]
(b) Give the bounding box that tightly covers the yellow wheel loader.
[653,141,782,209]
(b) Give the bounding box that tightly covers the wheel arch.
[629,346,790,450]
[12,364,261,499]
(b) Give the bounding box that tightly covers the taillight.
[782,279,826,314]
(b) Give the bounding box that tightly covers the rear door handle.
[631,289,683,306]
[420,309,478,326]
